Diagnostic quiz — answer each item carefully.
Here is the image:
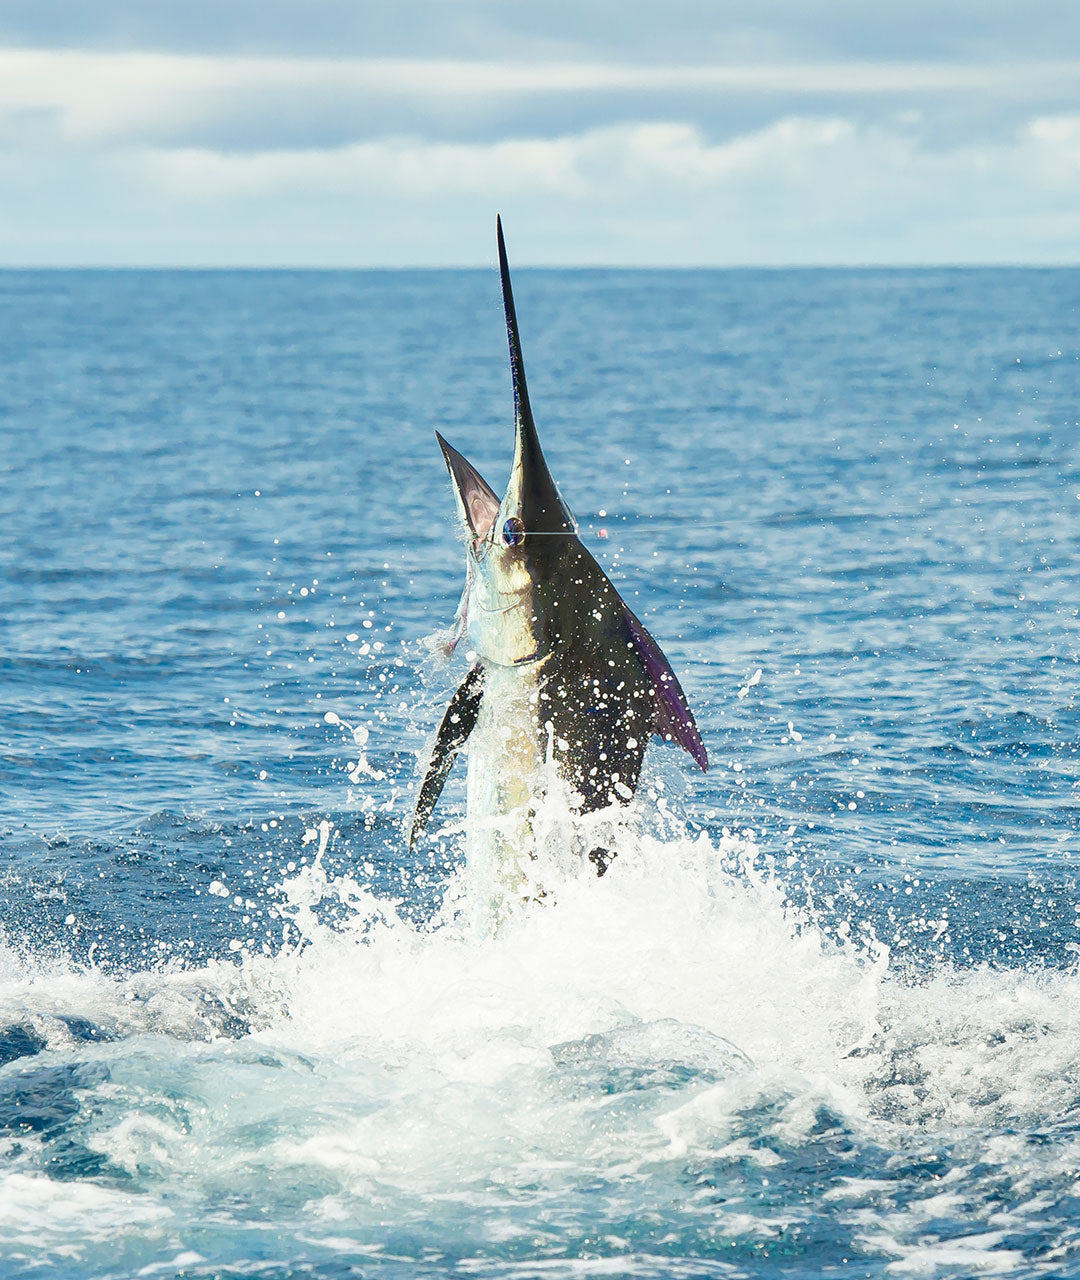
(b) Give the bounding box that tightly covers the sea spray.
[3,797,1080,1275]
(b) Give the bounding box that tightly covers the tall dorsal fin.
[497,214,535,439]
[496,216,574,534]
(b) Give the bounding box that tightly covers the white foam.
[2,807,1079,1273]
[0,1172,170,1264]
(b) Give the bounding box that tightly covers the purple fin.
[625,610,708,772]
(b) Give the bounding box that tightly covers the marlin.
[410,218,706,877]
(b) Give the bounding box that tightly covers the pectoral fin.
[409,664,485,849]
[625,609,708,771]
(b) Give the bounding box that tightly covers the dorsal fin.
[496,216,574,533]
[497,214,535,439]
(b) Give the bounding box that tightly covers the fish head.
[436,422,581,667]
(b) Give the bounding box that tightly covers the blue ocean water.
[1,265,1079,1278]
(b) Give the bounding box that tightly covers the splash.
[2,795,1080,1276]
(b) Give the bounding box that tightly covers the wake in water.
[3,778,1080,1279]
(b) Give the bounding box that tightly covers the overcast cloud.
[1,2,1078,265]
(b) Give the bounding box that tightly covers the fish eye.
[502,517,526,547]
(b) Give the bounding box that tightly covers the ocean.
[1,265,1079,1278]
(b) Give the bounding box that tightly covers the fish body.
[411,219,706,876]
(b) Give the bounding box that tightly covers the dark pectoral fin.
[409,664,484,849]
[625,610,708,771]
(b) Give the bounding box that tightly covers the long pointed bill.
[436,431,500,540]
[496,216,575,535]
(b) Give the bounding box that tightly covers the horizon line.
[0,261,1077,272]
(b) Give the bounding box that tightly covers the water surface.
[1,266,1079,1278]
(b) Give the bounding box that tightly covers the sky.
[1,1,1079,266]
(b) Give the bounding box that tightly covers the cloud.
[2,114,1069,266]
[3,49,1080,152]
[0,43,1079,264]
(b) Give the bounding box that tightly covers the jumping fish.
[411,218,706,877]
